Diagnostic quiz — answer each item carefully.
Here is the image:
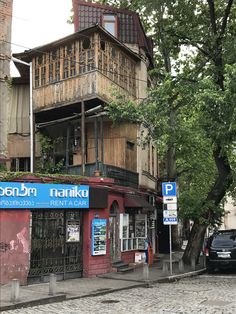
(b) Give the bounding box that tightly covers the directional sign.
[163,217,178,225]
[163,196,177,204]
[162,182,177,197]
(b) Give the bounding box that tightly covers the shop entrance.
[109,201,120,262]
[28,209,83,283]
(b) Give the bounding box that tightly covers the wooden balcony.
[65,162,139,189]
[30,31,138,114]
[33,70,134,112]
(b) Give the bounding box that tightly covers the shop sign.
[91,219,107,256]
[0,182,89,209]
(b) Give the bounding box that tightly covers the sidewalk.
[0,253,206,312]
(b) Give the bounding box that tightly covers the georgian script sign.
[0,182,89,209]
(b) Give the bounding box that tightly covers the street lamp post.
[12,57,34,173]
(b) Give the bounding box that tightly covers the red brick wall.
[122,251,136,264]
[0,210,30,285]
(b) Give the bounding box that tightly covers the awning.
[124,194,154,212]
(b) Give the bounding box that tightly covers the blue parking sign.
[162,182,177,197]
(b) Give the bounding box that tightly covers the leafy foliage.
[37,135,64,174]
[97,0,236,231]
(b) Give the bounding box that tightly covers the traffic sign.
[163,210,178,218]
[163,196,177,204]
[166,203,177,210]
[163,217,178,225]
[162,182,177,197]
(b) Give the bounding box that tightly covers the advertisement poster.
[67,221,80,242]
[91,219,107,256]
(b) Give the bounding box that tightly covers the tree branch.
[220,0,234,36]
[207,0,217,35]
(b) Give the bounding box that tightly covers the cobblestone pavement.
[4,274,236,314]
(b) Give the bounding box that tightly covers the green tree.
[96,0,236,264]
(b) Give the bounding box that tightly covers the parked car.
[204,229,236,273]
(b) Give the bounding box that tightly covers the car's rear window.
[212,234,236,248]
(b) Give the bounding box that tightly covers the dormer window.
[102,14,118,37]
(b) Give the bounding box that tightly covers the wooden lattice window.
[55,50,61,82]
[34,55,46,88]
[62,44,76,79]
[78,37,95,74]
[97,38,136,97]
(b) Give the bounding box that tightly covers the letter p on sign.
[162,182,177,197]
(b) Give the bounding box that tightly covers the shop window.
[120,213,147,252]
[103,14,118,37]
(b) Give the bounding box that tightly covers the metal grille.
[29,210,83,279]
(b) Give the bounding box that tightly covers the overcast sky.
[11,0,74,74]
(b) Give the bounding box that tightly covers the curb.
[0,294,66,313]
[0,269,206,312]
[153,268,206,283]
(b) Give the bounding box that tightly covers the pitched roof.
[72,0,153,63]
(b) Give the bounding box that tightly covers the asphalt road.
[4,273,236,314]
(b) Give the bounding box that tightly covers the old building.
[1,1,160,284]
[0,0,13,164]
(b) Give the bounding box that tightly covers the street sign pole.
[169,225,172,275]
[162,182,177,276]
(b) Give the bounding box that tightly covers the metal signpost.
[162,182,178,275]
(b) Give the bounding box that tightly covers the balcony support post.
[100,116,104,173]
[94,117,99,171]
[81,101,85,175]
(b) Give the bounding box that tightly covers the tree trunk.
[183,147,232,264]
[182,222,207,265]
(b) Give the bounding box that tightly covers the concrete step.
[112,260,135,273]
[112,261,129,268]
[117,266,135,273]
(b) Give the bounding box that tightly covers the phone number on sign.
[0,200,35,207]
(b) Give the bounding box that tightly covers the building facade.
[1,1,162,285]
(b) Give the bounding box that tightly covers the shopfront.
[0,178,156,285]
[0,181,90,284]
[120,193,156,264]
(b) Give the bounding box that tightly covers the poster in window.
[91,219,107,256]
[67,221,80,242]
[135,216,146,238]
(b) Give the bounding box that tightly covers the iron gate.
[28,209,83,282]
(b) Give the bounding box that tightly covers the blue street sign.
[163,217,178,225]
[162,182,177,197]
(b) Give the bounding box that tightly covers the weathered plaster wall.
[0,210,30,285]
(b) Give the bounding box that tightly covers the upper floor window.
[102,14,118,37]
